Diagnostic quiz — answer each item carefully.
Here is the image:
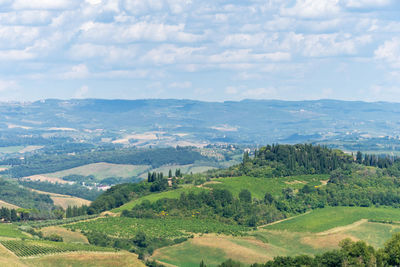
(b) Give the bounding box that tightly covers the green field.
[113,186,208,212]
[0,224,27,239]
[0,146,24,154]
[205,175,327,199]
[266,207,400,233]
[66,217,247,239]
[45,163,150,180]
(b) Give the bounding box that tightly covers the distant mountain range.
[1,99,400,151]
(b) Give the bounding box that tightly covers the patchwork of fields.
[152,206,400,266]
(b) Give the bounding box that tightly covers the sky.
[0,0,400,102]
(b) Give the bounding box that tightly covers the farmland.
[22,251,145,267]
[65,217,248,239]
[32,189,91,209]
[0,224,28,239]
[265,207,400,233]
[45,163,150,180]
[0,240,115,257]
[152,207,400,266]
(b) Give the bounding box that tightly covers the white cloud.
[0,49,35,60]
[344,0,392,8]
[12,0,77,10]
[169,81,192,89]
[225,86,238,94]
[79,22,203,44]
[0,80,17,92]
[281,0,341,19]
[141,45,203,65]
[375,38,400,68]
[74,85,89,98]
[61,64,90,79]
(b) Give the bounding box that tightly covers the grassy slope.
[45,163,150,180]
[41,227,88,244]
[205,174,328,199]
[154,207,400,267]
[0,224,28,239]
[265,207,400,232]
[113,186,207,212]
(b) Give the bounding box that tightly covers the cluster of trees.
[122,189,284,227]
[86,230,187,259]
[209,144,352,178]
[0,179,54,211]
[89,182,151,213]
[1,146,207,177]
[0,207,19,222]
[65,205,89,218]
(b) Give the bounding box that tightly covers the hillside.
[2,144,400,266]
[1,99,400,152]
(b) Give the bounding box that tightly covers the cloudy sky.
[0,0,399,102]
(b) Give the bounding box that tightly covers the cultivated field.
[31,189,91,209]
[22,251,145,267]
[265,206,400,232]
[45,163,150,180]
[152,206,400,266]
[66,217,247,240]
[41,227,88,244]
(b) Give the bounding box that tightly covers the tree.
[169,169,172,178]
[356,151,363,164]
[383,232,400,266]
[239,189,252,203]
[10,209,18,221]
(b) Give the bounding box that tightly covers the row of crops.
[0,239,115,257]
[17,214,99,229]
[66,217,249,239]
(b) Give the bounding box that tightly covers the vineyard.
[17,214,99,229]
[66,217,248,239]
[0,239,115,257]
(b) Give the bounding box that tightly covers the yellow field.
[0,243,26,267]
[22,251,145,267]
[41,227,88,244]
[31,189,91,209]
[0,200,20,209]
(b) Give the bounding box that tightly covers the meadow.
[204,174,328,199]
[265,206,400,232]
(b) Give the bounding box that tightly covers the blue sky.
[0,0,400,102]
